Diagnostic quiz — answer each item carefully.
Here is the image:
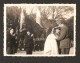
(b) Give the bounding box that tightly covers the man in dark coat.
[7,27,11,54]
[7,28,16,54]
[56,20,71,54]
[25,31,34,54]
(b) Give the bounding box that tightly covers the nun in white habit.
[44,28,59,55]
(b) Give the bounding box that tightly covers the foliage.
[6,6,74,38]
[6,6,21,29]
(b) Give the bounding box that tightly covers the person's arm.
[56,25,68,41]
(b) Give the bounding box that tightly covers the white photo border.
[4,4,76,57]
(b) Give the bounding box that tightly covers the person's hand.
[31,34,33,37]
[13,34,15,36]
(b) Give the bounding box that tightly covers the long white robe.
[44,34,58,55]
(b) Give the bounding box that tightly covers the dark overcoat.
[57,24,71,48]
[7,32,16,54]
[25,35,34,50]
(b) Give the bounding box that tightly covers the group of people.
[44,20,72,55]
[33,38,45,51]
[7,27,34,54]
[7,27,45,55]
[6,19,72,55]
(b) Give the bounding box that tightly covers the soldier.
[56,20,71,54]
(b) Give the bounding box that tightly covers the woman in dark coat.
[25,31,34,54]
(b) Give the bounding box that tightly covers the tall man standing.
[56,20,71,54]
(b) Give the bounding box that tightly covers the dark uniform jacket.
[7,32,16,47]
[57,24,71,48]
[25,35,34,50]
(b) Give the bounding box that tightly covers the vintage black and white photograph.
[4,4,76,56]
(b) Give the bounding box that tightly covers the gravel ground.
[14,47,74,56]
